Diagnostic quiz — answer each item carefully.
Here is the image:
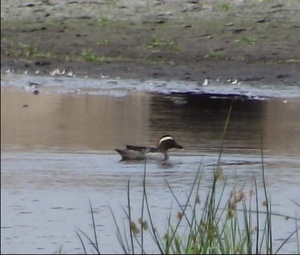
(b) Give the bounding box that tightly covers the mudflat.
[1,0,300,85]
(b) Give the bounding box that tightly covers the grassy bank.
[2,0,300,66]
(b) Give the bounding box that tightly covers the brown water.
[1,78,300,254]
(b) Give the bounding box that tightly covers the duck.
[115,135,183,161]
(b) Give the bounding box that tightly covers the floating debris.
[73,89,82,94]
[202,79,209,86]
[231,79,238,85]
[66,71,74,77]
[50,69,64,76]
[226,78,242,85]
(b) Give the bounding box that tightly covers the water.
[1,74,300,254]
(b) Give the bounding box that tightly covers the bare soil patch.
[1,0,300,85]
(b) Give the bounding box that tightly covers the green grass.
[92,39,110,46]
[1,41,124,63]
[75,103,300,254]
[77,49,126,62]
[3,43,53,58]
[278,58,300,64]
[95,17,116,26]
[217,2,233,12]
[204,49,226,60]
[144,36,180,52]
[235,36,257,46]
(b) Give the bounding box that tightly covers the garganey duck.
[115,135,183,161]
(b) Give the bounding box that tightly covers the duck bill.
[174,142,183,149]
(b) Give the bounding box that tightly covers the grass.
[79,49,123,62]
[217,2,233,12]
[95,17,116,26]
[278,58,300,64]
[3,43,53,59]
[92,39,111,46]
[75,103,299,254]
[204,49,226,60]
[235,36,257,46]
[3,44,124,63]
[1,40,124,63]
[144,36,180,52]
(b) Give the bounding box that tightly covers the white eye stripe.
[158,136,174,145]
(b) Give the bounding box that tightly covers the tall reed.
[76,101,300,254]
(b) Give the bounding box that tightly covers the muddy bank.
[1,0,300,85]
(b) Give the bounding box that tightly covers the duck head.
[157,135,183,160]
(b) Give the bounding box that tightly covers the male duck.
[115,135,183,161]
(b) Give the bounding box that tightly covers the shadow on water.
[1,88,300,156]
[149,94,263,152]
[1,85,300,254]
[149,92,299,156]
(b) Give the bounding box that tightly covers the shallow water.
[1,74,300,254]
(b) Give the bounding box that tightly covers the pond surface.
[1,73,300,254]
